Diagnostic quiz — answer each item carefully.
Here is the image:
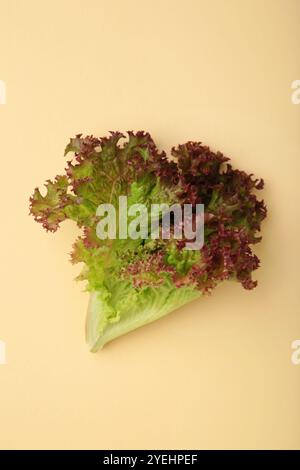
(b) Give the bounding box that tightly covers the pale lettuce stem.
[86,288,201,352]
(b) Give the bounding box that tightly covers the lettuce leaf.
[86,279,200,351]
[29,131,267,350]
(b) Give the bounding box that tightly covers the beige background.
[0,0,299,450]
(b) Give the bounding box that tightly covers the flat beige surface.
[0,0,299,450]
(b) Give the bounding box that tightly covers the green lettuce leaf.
[29,131,266,351]
[86,280,200,351]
